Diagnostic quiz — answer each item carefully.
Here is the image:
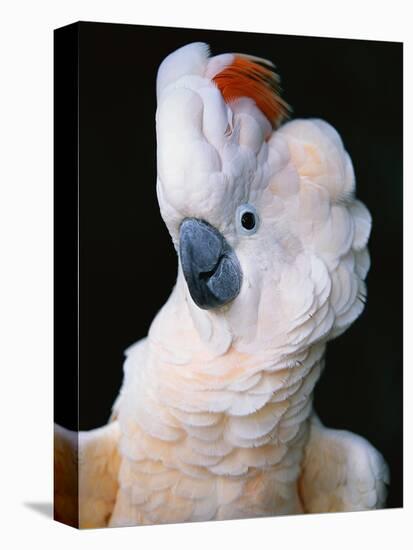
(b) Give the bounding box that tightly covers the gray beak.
[179,218,242,310]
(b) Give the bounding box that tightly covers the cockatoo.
[54,42,389,528]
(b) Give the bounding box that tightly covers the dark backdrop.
[70,22,402,507]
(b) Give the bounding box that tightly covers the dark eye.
[241,211,256,230]
[236,204,259,235]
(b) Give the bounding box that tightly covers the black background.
[63,22,403,507]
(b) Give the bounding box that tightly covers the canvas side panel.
[54,22,79,529]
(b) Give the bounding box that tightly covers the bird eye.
[236,204,259,235]
[241,211,256,230]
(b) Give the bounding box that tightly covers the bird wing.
[298,415,389,512]
[54,424,79,527]
[54,421,121,528]
[78,421,121,528]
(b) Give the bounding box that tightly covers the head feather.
[212,54,290,128]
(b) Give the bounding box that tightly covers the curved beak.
[179,218,242,310]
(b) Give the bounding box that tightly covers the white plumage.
[54,42,389,528]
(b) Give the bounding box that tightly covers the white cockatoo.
[55,42,389,528]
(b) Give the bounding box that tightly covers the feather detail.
[228,401,289,440]
[184,421,225,442]
[187,436,233,458]
[350,200,372,250]
[213,54,289,129]
[191,497,218,521]
[299,415,390,513]
[171,409,222,428]
[173,475,215,501]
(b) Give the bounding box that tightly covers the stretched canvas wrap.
[54,22,403,529]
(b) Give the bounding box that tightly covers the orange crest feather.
[212,54,289,128]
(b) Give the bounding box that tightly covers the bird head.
[155,43,371,352]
